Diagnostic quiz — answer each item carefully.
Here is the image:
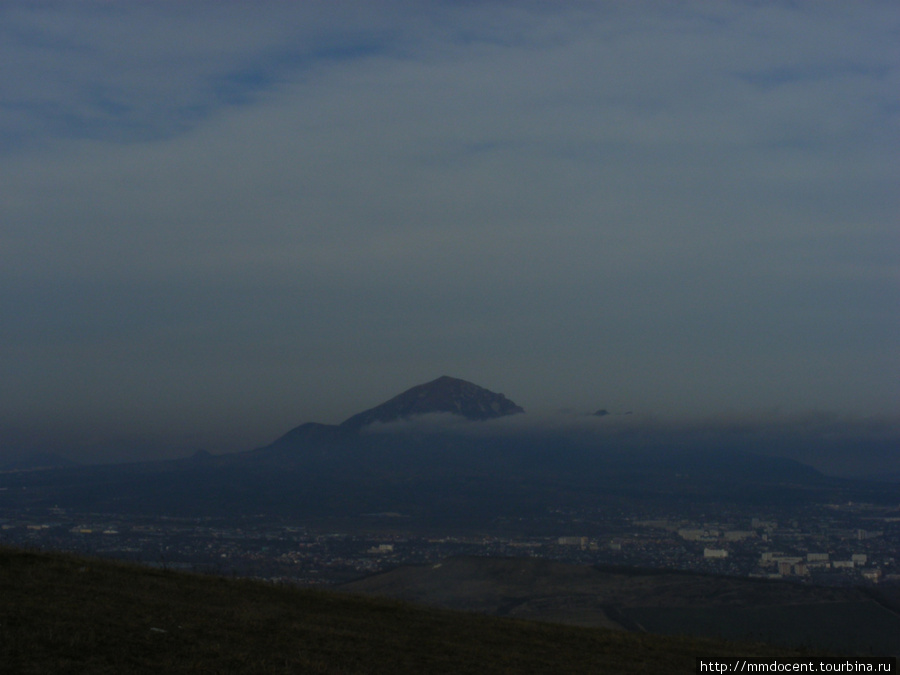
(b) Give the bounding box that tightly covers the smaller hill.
[0,451,77,472]
[1,546,819,674]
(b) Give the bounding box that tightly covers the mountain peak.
[339,376,523,430]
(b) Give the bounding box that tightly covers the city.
[3,498,897,589]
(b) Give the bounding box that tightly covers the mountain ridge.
[5,376,892,520]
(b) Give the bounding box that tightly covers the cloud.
[0,2,410,150]
[0,1,897,460]
[361,407,900,480]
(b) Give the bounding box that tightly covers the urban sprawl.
[2,499,897,588]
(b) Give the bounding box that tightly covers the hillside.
[342,556,900,656]
[1,546,820,674]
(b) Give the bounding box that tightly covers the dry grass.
[0,546,818,674]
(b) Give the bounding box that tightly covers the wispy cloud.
[0,2,403,150]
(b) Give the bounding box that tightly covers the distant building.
[772,556,804,576]
[861,568,882,583]
[773,560,810,577]
[751,518,777,530]
[851,553,868,565]
[679,529,719,541]
[723,531,754,542]
[557,536,588,548]
[367,544,394,554]
[704,548,728,559]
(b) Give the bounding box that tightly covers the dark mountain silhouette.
[339,375,524,430]
[259,376,523,453]
[2,377,894,520]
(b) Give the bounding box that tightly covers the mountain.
[259,375,523,452]
[3,377,893,520]
[339,375,524,430]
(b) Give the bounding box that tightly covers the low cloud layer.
[363,409,900,481]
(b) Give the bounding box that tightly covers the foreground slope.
[342,556,900,656]
[1,547,818,675]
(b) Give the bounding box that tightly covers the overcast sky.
[1,1,898,462]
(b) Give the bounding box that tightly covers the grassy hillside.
[1,546,820,674]
[342,556,900,655]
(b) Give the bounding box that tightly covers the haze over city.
[1,1,897,464]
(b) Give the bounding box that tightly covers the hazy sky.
[2,1,898,462]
